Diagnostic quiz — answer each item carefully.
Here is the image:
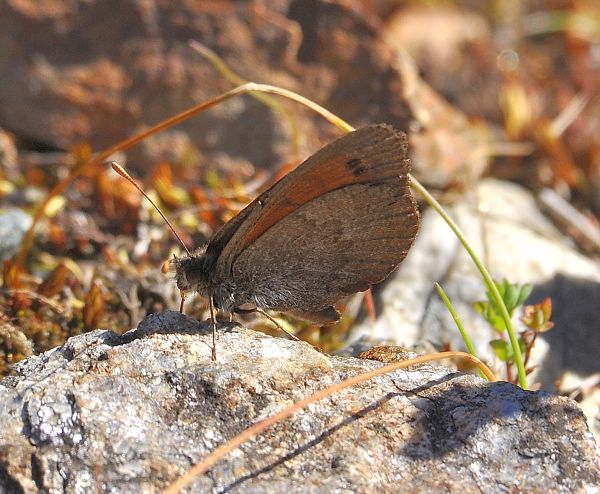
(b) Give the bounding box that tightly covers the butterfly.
[170,124,419,355]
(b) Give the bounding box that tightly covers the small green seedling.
[474,279,533,333]
[475,279,553,381]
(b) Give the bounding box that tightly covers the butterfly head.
[170,247,212,296]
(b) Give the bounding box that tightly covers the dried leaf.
[95,169,115,219]
[151,161,190,209]
[3,260,21,290]
[38,263,68,298]
[83,280,105,330]
[45,195,67,218]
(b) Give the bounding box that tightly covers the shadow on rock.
[528,274,600,390]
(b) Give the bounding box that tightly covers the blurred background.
[0,0,598,435]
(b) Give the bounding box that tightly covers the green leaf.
[490,338,526,363]
[484,279,533,316]
[516,284,533,306]
[490,339,511,362]
[504,284,519,312]
[474,301,506,333]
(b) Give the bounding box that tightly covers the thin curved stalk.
[435,282,487,380]
[16,83,257,266]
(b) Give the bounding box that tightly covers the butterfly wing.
[210,124,419,316]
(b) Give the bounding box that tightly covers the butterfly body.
[172,124,419,325]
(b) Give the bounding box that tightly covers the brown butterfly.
[171,124,419,353]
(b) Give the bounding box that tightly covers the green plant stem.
[410,179,527,388]
[434,283,488,380]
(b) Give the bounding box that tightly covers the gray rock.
[0,209,32,260]
[1,311,598,493]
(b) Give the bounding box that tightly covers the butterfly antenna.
[111,162,192,256]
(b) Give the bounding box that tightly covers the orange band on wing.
[239,155,391,251]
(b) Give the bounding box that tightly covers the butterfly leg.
[179,290,186,313]
[255,308,300,341]
[209,295,217,360]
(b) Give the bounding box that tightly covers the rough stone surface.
[1,311,599,493]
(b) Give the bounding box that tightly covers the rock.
[1,311,598,493]
[0,209,32,261]
[0,0,413,171]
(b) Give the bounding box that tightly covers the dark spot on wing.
[346,158,362,169]
[346,158,366,176]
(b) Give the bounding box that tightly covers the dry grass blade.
[37,263,68,298]
[15,82,350,267]
[162,351,496,494]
